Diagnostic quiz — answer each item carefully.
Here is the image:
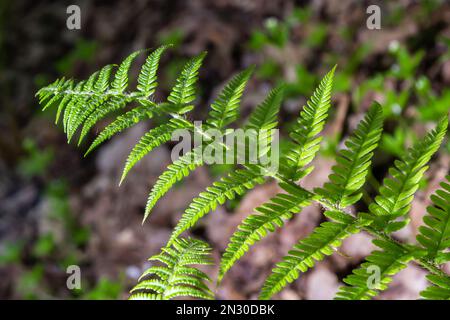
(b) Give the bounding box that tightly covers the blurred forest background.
[1,0,450,299]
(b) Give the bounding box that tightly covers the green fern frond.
[72,51,143,143]
[129,237,214,300]
[65,65,115,139]
[143,145,205,222]
[420,274,450,300]
[168,166,266,245]
[143,86,283,223]
[369,117,448,232]
[78,96,129,145]
[335,239,422,300]
[259,211,371,300]
[281,66,336,181]
[111,50,142,93]
[84,102,159,156]
[245,85,284,131]
[137,45,171,97]
[206,67,253,128]
[316,103,384,209]
[35,47,172,146]
[218,182,312,284]
[120,118,193,185]
[168,52,206,106]
[417,175,450,263]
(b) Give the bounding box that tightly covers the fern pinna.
[37,46,450,300]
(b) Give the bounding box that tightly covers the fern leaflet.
[218,182,313,283]
[259,211,371,300]
[416,175,450,263]
[335,239,422,300]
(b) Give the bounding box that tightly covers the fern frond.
[168,52,206,106]
[66,65,115,139]
[316,103,384,209]
[78,96,129,145]
[206,67,253,128]
[84,102,158,156]
[120,118,193,185]
[129,237,214,300]
[281,66,336,181]
[137,45,171,97]
[420,274,450,300]
[143,145,205,221]
[259,211,371,300]
[417,175,450,263]
[70,51,142,143]
[369,117,448,232]
[143,86,284,222]
[168,166,266,245]
[335,239,421,300]
[111,50,142,93]
[245,85,284,131]
[218,182,312,283]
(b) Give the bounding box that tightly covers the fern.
[335,240,421,300]
[416,176,450,263]
[369,117,448,232]
[37,48,450,300]
[168,166,266,245]
[143,86,284,221]
[120,118,193,184]
[260,211,372,300]
[420,274,450,300]
[316,102,384,209]
[206,67,253,128]
[257,104,384,299]
[218,182,313,283]
[280,66,336,181]
[129,237,214,300]
[168,53,206,106]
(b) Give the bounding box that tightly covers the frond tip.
[316,102,384,208]
[129,237,214,300]
[281,65,336,181]
[369,116,448,232]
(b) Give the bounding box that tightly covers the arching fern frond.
[206,67,253,128]
[369,117,448,232]
[168,166,266,245]
[120,118,193,185]
[417,175,450,263]
[129,237,214,300]
[36,47,176,147]
[316,103,384,209]
[280,66,336,181]
[259,211,371,300]
[335,239,422,300]
[218,182,312,284]
[420,274,450,300]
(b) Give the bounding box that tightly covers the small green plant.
[37,47,450,300]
